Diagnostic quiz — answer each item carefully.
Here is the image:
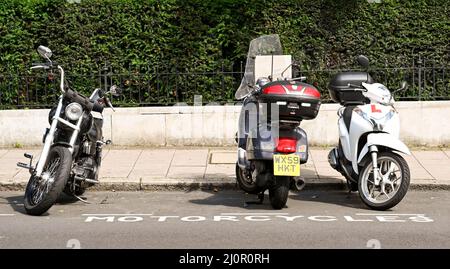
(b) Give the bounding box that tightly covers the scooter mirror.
[357,55,370,68]
[400,81,408,90]
[109,85,122,96]
[37,45,52,59]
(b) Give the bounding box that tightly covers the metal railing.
[0,58,448,109]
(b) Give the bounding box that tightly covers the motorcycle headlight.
[65,102,83,121]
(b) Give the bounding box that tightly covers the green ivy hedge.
[0,0,448,107]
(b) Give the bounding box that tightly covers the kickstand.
[73,194,92,204]
[245,192,265,205]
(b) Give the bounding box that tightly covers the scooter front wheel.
[358,152,410,211]
[269,176,290,209]
[235,163,263,194]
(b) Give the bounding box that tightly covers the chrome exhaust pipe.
[237,148,250,169]
[293,177,305,191]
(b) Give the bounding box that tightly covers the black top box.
[328,72,374,105]
[259,81,321,121]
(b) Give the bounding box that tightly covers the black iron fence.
[0,58,448,109]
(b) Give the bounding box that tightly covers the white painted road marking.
[82,214,153,216]
[0,214,14,216]
[221,213,289,215]
[82,213,434,223]
[356,213,425,216]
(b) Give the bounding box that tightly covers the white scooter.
[328,55,410,210]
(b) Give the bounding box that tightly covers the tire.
[24,146,72,216]
[269,176,290,209]
[358,152,410,211]
[235,163,263,194]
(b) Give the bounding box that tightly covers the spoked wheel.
[24,146,72,215]
[269,176,290,209]
[358,152,410,211]
[235,162,263,194]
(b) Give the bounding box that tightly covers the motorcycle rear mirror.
[109,85,122,96]
[357,55,370,68]
[37,45,52,60]
[392,81,408,96]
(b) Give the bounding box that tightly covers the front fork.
[34,96,64,177]
[21,96,84,177]
[370,145,381,186]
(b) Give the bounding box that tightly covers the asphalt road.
[0,189,449,249]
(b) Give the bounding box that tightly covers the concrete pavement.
[1,147,450,190]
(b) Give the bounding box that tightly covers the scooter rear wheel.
[269,176,290,209]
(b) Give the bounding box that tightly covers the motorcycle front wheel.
[358,152,410,211]
[24,146,72,216]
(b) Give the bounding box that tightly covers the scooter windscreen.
[235,34,283,100]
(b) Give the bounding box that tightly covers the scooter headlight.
[65,102,83,121]
[354,107,396,131]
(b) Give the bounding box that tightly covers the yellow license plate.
[273,154,300,176]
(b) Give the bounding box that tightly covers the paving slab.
[204,164,235,180]
[418,164,450,181]
[101,149,142,178]
[209,152,235,164]
[1,147,450,190]
[166,166,206,179]
[412,150,448,160]
[171,149,208,166]
[404,154,434,180]
[0,150,40,183]
[309,149,343,180]
[129,149,175,179]
[0,149,9,158]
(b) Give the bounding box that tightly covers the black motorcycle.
[17,45,120,215]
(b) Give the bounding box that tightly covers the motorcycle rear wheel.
[24,146,72,216]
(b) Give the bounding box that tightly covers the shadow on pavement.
[0,192,81,215]
[0,194,28,214]
[188,187,373,210]
[289,190,369,210]
[188,189,280,210]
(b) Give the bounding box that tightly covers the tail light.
[275,137,297,153]
[263,84,286,94]
[263,84,321,98]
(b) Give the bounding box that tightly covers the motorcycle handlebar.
[64,89,104,113]
[31,62,58,69]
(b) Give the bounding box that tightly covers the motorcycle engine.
[73,156,98,182]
